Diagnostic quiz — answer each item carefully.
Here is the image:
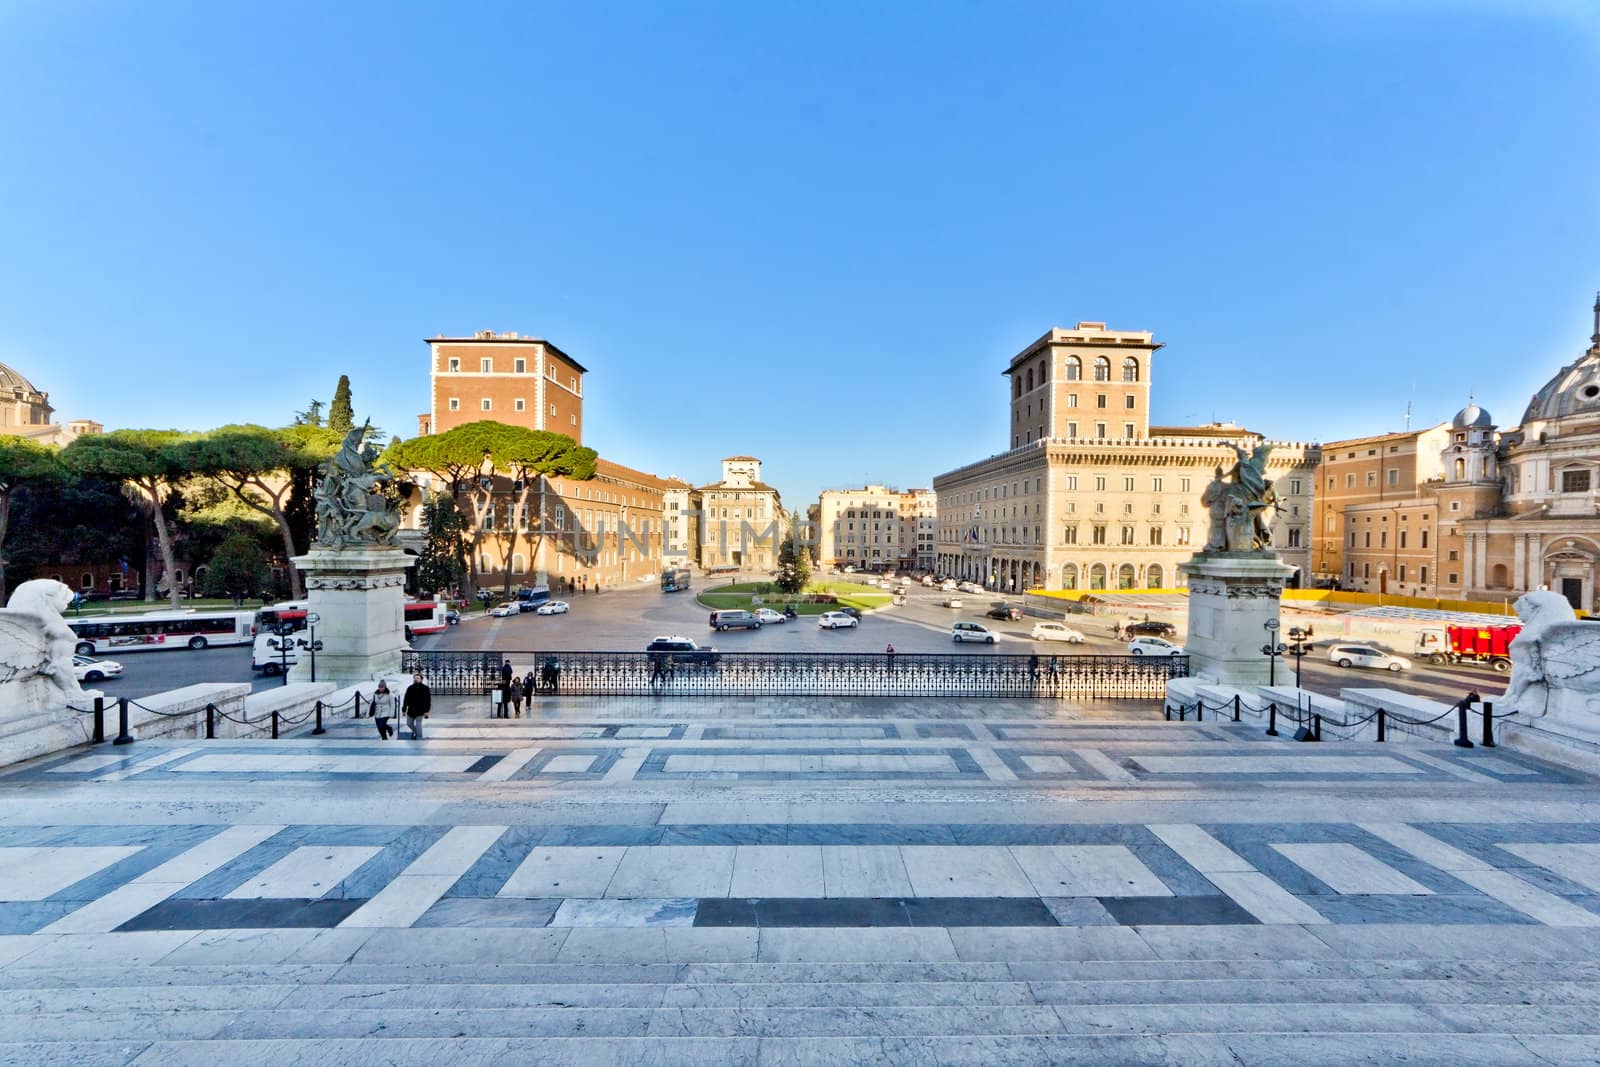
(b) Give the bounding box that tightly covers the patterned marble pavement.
[4,695,1600,1063]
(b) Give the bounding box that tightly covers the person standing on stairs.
[402,672,431,740]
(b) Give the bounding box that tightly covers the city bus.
[404,600,449,635]
[253,600,309,636]
[69,610,254,656]
[661,568,692,593]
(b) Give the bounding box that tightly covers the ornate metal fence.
[400,649,1186,699]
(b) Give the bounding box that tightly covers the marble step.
[7,999,1600,1044]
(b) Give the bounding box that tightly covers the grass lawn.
[697,581,893,614]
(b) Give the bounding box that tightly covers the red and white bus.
[253,600,309,636]
[69,610,254,656]
[404,601,449,636]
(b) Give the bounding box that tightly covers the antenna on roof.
[1591,290,1599,345]
[1404,398,1412,431]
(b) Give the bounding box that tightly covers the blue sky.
[3,1,1597,506]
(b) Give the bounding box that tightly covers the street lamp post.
[1261,619,1286,687]
[1284,625,1315,689]
[276,623,296,686]
[297,612,324,683]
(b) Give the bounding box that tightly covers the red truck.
[1428,624,1521,673]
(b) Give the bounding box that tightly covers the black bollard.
[113,698,134,746]
[1266,703,1278,737]
[1314,714,1322,742]
[1376,708,1385,743]
[1164,703,1171,721]
[1233,694,1241,722]
[205,703,215,740]
[1454,694,1475,749]
[355,692,363,719]
[1196,702,1203,723]
[1482,701,1495,748]
[271,709,280,740]
[92,697,105,745]
[312,700,325,736]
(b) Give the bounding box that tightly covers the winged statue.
[0,579,100,717]
[1504,589,1600,742]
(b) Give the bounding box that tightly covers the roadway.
[87,578,1510,705]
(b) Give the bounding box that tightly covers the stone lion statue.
[1504,590,1600,737]
[0,579,99,717]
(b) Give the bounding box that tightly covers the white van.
[252,632,299,675]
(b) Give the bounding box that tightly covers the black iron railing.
[400,649,1187,699]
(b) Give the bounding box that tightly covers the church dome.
[1520,348,1600,426]
[1451,401,1492,430]
[0,362,44,397]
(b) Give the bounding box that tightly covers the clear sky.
[2,1,1597,506]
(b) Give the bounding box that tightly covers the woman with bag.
[372,679,395,739]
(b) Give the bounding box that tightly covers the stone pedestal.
[288,546,414,687]
[1177,551,1296,685]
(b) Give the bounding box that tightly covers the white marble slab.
[1009,845,1171,898]
[1019,754,1074,774]
[1499,843,1600,893]
[899,846,1035,898]
[0,846,141,901]
[605,846,737,898]
[176,753,481,774]
[1146,824,1254,873]
[1448,868,1600,927]
[821,845,914,898]
[46,753,128,774]
[499,847,627,898]
[661,753,958,774]
[477,747,540,782]
[1356,823,1493,872]
[1206,871,1329,925]
[540,754,598,774]
[729,846,824,897]
[1272,843,1433,895]
[225,846,380,899]
[1135,756,1424,775]
[550,897,697,927]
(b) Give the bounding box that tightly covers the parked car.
[952,621,998,644]
[986,603,1024,621]
[645,635,719,666]
[1125,620,1178,638]
[752,608,787,624]
[942,597,964,609]
[1031,622,1085,643]
[709,609,762,631]
[842,565,857,573]
[819,611,859,629]
[535,600,570,615]
[72,655,123,683]
[1327,644,1411,672]
[489,603,519,618]
[1128,637,1185,656]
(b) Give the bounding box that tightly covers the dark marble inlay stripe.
[464,754,504,774]
[693,897,1059,928]
[1098,895,1260,926]
[116,897,364,931]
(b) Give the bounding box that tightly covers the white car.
[73,655,123,683]
[921,576,937,587]
[940,580,958,592]
[952,621,998,644]
[1327,644,1411,672]
[818,611,859,629]
[942,597,964,608]
[535,600,570,615]
[1128,637,1185,656]
[489,603,519,618]
[1031,622,1085,644]
[753,608,787,624]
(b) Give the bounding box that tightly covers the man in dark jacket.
[500,660,513,687]
[402,673,431,740]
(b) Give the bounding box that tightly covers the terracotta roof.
[722,455,759,462]
[426,335,588,373]
[696,481,782,495]
[593,457,676,491]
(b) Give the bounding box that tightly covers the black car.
[645,636,720,667]
[1125,620,1177,638]
[838,606,863,620]
[986,604,1023,621]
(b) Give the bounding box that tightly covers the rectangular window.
[1066,475,1077,490]
[1366,471,1377,487]
[1064,526,1077,545]
[514,398,525,411]
[480,358,492,372]
[1420,566,1428,584]
[1290,479,1301,495]
[1448,572,1458,584]
[514,358,526,373]
[1096,394,1107,409]
[1346,474,1355,488]
[550,404,557,416]
[1399,531,1406,548]
[1448,549,1458,561]
[1288,528,1301,548]
[1180,478,1191,493]
[1387,468,1399,486]
[1152,477,1163,492]
[1094,476,1107,491]
[1563,469,1592,493]
[1122,476,1134,492]
[1379,531,1387,548]
[1066,421,1078,437]
[448,398,460,411]
[1092,525,1106,545]
[1121,526,1134,545]
[1095,423,1107,438]
[481,398,492,411]
[1364,532,1371,547]
[1363,563,1370,579]
[1149,527,1162,545]
[1123,423,1134,438]
[1399,564,1407,581]
[447,357,460,372]
[1067,394,1078,408]
[1124,395,1135,409]
[1421,530,1429,548]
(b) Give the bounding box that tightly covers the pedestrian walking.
[509,675,523,717]
[543,655,561,695]
[402,672,431,740]
[885,644,896,673]
[1112,621,1124,641]
[372,679,395,739]
[521,672,534,709]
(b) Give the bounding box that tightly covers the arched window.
[1118,564,1136,589]
[1064,357,1081,381]
[1014,376,1022,398]
[1061,564,1078,590]
[1088,563,1107,590]
[1026,368,1034,391]
[1121,357,1139,382]
[1093,357,1111,382]
[512,553,527,573]
[1454,458,1465,480]
[1146,564,1164,589]
[1491,563,1509,588]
